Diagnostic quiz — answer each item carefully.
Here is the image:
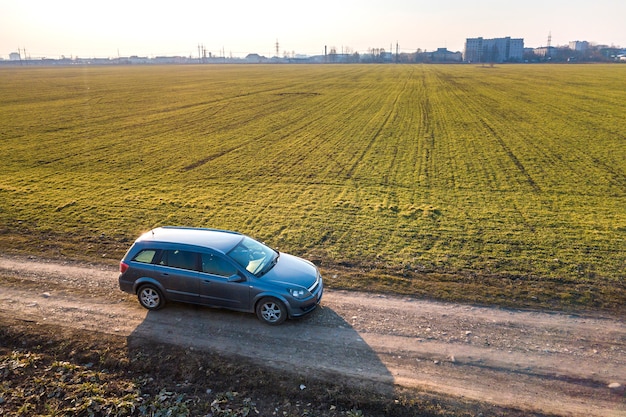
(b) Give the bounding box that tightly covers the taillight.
[120,261,129,274]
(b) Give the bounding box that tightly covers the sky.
[1,0,625,59]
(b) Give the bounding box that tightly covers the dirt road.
[0,254,624,416]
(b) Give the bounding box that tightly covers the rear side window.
[201,253,238,277]
[133,249,157,264]
[160,250,198,271]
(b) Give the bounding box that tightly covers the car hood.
[262,252,318,288]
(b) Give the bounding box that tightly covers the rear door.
[155,249,201,303]
[199,252,251,310]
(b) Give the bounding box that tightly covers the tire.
[256,297,287,325]
[137,284,165,310]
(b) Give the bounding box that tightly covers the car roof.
[136,226,244,253]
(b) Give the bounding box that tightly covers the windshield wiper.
[258,252,279,277]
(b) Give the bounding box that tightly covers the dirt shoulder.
[1,254,625,416]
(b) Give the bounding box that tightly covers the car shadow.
[127,301,394,395]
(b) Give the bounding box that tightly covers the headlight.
[289,288,312,299]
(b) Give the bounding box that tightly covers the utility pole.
[547,31,552,59]
[275,39,279,58]
[547,32,552,48]
[198,44,206,63]
[546,31,552,59]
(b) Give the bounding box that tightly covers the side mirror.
[227,273,245,283]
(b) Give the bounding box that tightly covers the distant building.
[9,52,20,61]
[464,37,524,63]
[569,41,589,52]
[244,53,265,63]
[534,46,557,58]
[429,48,462,62]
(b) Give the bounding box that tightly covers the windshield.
[227,236,278,276]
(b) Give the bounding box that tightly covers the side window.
[201,253,238,277]
[133,249,157,264]
[160,250,198,271]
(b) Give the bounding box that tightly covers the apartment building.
[464,37,524,63]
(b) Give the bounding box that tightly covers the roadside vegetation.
[0,64,624,313]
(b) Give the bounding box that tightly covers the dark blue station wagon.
[119,226,323,325]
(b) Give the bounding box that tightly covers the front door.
[199,253,250,310]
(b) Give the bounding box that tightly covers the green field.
[1,64,624,311]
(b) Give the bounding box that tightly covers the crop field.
[0,64,624,311]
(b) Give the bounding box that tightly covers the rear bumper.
[118,276,135,294]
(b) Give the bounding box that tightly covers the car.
[118,226,323,325]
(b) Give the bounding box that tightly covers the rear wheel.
[137,284,165,310]
[256,297,287,325]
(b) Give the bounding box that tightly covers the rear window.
[133,249,157,264]
[159,249,198,271]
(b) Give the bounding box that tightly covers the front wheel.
[137,284,165,310]
[256,297,287,325]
